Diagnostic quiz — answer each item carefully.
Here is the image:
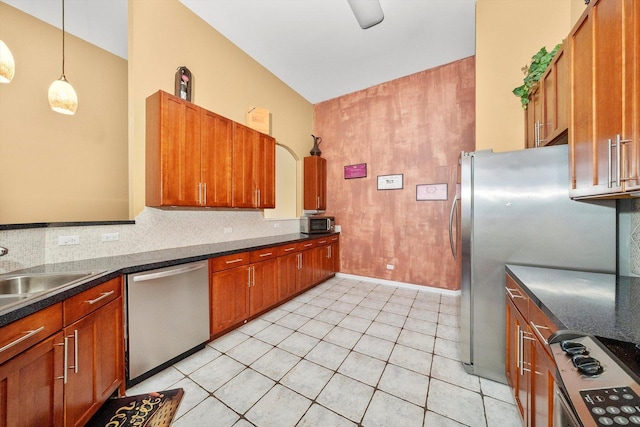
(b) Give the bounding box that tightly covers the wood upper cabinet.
[146,90,233,207]
[232,123,276,209]
[304,156,327,210]
[570,0,640,198]
[525,44,568,149]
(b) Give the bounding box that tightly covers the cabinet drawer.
[505,274,528,317]
[250,247,277,263]
[313,237,330,246]
[329,235,339,243]
[528,302,559,348]
[276,242,300,256]
[211,252,250,271]
[64,277,122,325]
[299,240,316,251]
[0,302,63,365]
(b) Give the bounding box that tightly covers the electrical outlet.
[58,235,80,246]
[273,222,280,228]
[101,232,120,242]
[223,227,233,234]
[386,264,394,270]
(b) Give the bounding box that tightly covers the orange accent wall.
[314,57,475,291]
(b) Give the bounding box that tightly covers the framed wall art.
[377,174,403,190]
[344,163,367,179]
[416,183,448,201]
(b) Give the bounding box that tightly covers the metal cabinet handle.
[317,196,320,209]
[505,287,525,300]
[259,252,273,257]
[247,267,251,288]
[0,326,45,353]
[284,247,296,252]
[133,263,206,281]
[448,195,459,259]
[87,290,115,305]
[529,321,550,345]
[68,330,79,374]
[55,338,66,382]
[327,246,331,258]
[516,325,522,372]
[617,134,634,183]
[608,138,614,188]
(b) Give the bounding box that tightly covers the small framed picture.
[344,163,367,179]
[416,183,448,201]
[377,174,403,190]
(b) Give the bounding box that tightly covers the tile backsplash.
[0,208,300,274]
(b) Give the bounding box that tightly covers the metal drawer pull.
[529,321,550,345]
[225,258,245,265]
[259,252,273,257]
[284,247,296,252]
[55,338,67,382]
[0,326,45,353]
[87,290,115,305]
[505,287,525,299]
[68,330,79,373]
[303,243,312,247]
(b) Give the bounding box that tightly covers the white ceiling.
[7,0,477,104]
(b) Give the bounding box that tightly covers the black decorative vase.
[310,134,322,156]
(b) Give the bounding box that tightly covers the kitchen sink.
[0,271,101,296]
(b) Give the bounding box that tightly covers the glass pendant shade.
[48,75,78,115]
[0,40,15,83]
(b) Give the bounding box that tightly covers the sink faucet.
[0,247,7,256]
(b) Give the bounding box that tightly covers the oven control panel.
[579,387,640,426]
[549,333,640,427]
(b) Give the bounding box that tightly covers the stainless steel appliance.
[126,260,210,386]
[456,145,616,383]
[549,331,640,426]
[301,215,335,234]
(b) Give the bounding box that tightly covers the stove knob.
[572,355,603,376]
[561,340,589,356]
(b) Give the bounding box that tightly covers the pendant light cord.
[61,0,66,77]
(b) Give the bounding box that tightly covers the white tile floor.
[126,276,523,427]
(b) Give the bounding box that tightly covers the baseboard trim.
[334,273,461,297]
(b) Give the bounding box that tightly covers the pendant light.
[48,0,77,115]
[346,0,384,29]
[0,39,15,83]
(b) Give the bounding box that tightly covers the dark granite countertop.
[0,232,338,327]
[505,264,640,345]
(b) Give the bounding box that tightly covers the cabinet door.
[505,297,528,422]
[278,252,300,300]
[250,258,279,316]
[621,0,640,191]
[201,110,233,207]
[64,298,124,427]
[211,266,250,336]
[232,123,258,208]
[298,249,315,291]
[147,91,202,206]
[530,339,555,427]
[0,331,65,427]
[304,156,327,210]
[255,134,276,209]
[554,47,569,139]
[329,240,340,275]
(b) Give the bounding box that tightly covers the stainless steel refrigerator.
[457,144,616,384]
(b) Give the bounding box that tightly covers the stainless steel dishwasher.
[125,260,209,386]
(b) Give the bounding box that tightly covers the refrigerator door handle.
[448,195,459,259]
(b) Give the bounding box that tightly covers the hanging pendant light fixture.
[346,0,384,29]
[0,39,15,83]
[48,0,77,115]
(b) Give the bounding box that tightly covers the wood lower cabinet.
[277,243,302,300]
[505,273,558,427]
[569,0,640,198]
[0,277,124,427]
[210,253,251,337]
[0,331,65,427]
[249,248,279,315]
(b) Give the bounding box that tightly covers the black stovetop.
[597,335,640,380]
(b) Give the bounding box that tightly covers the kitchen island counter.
[0,232,339,326]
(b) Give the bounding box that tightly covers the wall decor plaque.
[377,174,403,190]
[416,183,448,201]
[344,163,367,179]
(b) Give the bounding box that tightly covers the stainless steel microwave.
[301,216,335,234]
